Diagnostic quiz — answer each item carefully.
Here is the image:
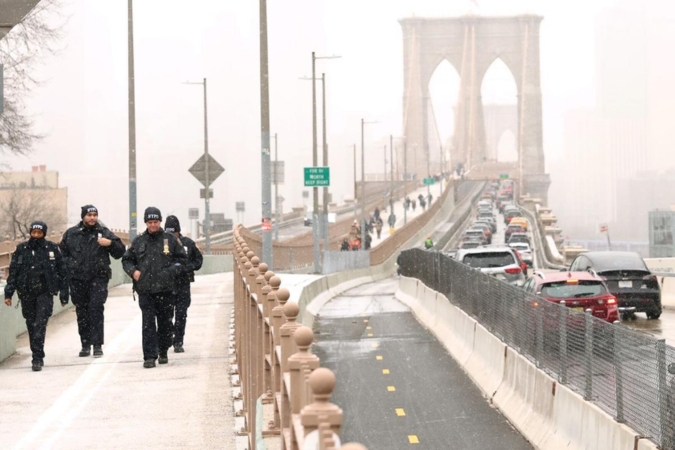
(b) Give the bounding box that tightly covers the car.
[304,214,312,226]
[505,224,525,241]
[522,271,619,323]
[509,217,528,231]
[455,245,526,286]
[509,242,533,267]
[569,251,661,319]
[504,209,522,225]
[460,239,484,249]
[477,199,493,209]
[469,223,492,244]
[461,229,488,245]
[507,232,531,246]
[476,217,497,233]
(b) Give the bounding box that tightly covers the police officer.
[4,221,68,371]
[122,207,187,368]
[60,205,125,358]
[164,215,202,353]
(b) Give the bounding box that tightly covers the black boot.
[31,360,42,372]
[173,344,184,353]
[143,359,156,368]
[93,346,103,358]
[158,352,168,365]
[79,345,91,357]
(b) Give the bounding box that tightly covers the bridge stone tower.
[400,15,550,202]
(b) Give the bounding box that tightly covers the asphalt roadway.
[312,278,532,450]
[0,274,236,450]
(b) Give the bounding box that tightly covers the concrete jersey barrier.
[395,274,660,450]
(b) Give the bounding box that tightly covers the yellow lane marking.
[376,356,383,361]
[395,408,406,416]
[366,326,372,330]
[372,343,379,348]
[382,369,390,374]
[387,386,396,392]
[363,319,369,323]
[367,333,374,337]
[408,435,419,444]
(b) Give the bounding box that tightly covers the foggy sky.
[0,0,637,232]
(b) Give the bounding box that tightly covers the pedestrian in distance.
[164,215,203,353]
[404,197,411,211]
[424,236,434,250]
[420,197,427,211]
[375,217,383,239]
[388,212,397,234]
[364,233,372,250]
[411,199,417,212]
[427,193,433,206]
[340,238,350,251]
[60,205,125,358]
[4,221,69,371]
[350,236,361,251]
[122,207,187,368]
[373,207,380,221]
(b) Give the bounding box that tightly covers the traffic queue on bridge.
[3,205,203,372]
[444,179,662,324]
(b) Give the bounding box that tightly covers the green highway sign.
[499,174,509,179]
[423,177,435,186]
[304,167,330,187]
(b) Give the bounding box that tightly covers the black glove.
[60,292,69,305]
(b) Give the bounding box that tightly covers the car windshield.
[511,244,529,251]
[540,281,606,298]
[463,252,515,268]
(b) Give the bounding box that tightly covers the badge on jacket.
[183,246,188,255]
[49,251,55,260]
[163,239,170,255]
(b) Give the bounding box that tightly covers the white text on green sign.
[304,167,330,187]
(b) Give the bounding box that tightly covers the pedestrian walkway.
[369,182,447,249]
[0,274,236,450]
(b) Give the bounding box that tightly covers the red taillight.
[642,274,657,283]
[607,297,617,305]
[505,267,522,274]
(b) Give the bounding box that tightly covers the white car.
[509,242,533,267]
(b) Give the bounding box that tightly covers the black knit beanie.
[165,215,180,233]
[143,207,162,223]
[81,204,98,219]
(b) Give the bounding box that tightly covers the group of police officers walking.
[3,205,203,371]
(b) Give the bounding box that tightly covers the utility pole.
[361,118,366,249]
[353,143,357,219]
[127,0,137,241]
[439,145,443,197]
[311,52,319,272]
[321,73,329,246]
[202,78,211,254]
[260,0,273,266]
[389,135,394,212]
[426,143,431,197]
[404,139,408,226]
[274,133,279,242]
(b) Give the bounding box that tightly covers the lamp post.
[353,143,357,219]
[391,136,406,225]
[361,118,378,250]
[183,78,211,254]
[260,0,272,266]
[127,0,137,241]
[273,133,280,241]
[307,53,340,272]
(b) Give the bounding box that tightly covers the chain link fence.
[398,248,675,448]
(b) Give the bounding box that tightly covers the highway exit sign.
[499,174,509,179]
[304,167,330,187]
[423,177,435,186]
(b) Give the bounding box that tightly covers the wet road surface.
[312,278,532,450]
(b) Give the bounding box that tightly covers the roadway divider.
[396,274,660,450]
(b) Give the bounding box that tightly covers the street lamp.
[306,53,341,272]
[127,0,137,241]
[361,118,378,250]
[182,78,211,254]
[391,136,407,225]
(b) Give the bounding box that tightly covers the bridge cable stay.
[518,22,529,195]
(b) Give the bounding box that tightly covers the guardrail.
[398,248,672,449]
[232,228,367,450]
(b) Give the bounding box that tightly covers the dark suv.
[569,251,661,319]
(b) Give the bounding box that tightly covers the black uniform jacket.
[176,235,203,285]
[60,222,126,281]
[4,239,68,300]
[122,228,188,294]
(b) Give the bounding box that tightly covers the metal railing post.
[584,309,593,400]
[657,339,667,445]
[559,301,567,384]
[613,320,625,423]
[536,302,544,368]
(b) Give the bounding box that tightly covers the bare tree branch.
[0,0,67,156]
[0,186,66,240]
